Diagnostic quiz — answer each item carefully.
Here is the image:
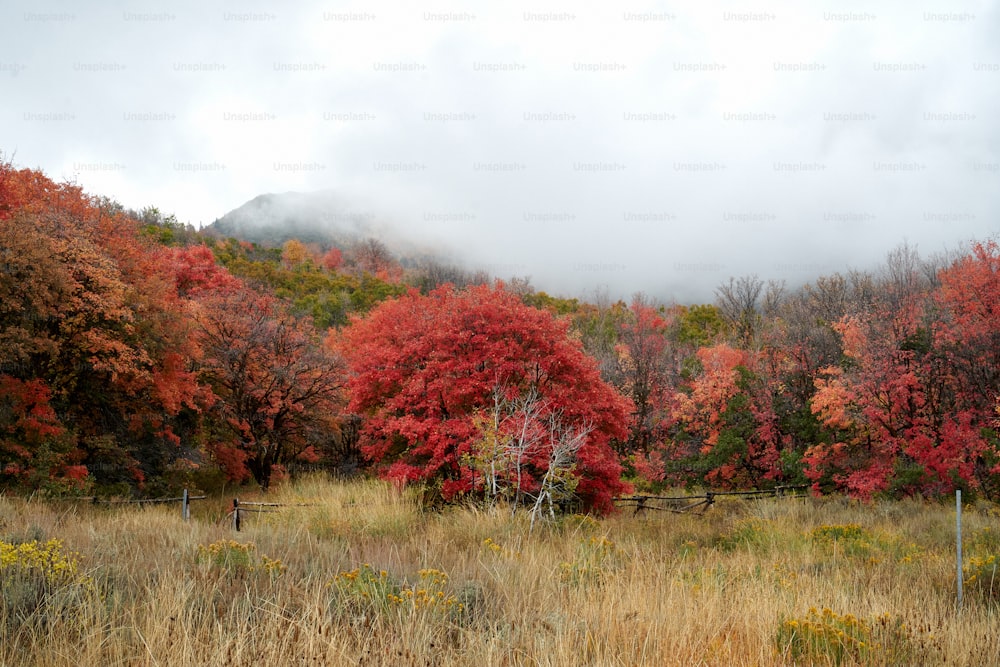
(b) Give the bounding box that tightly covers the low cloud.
[3,0,998,302]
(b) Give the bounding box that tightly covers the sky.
[3,0,998,303]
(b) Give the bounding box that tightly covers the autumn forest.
[1,160,998,510]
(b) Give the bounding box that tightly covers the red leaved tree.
[321,247,344,271]
[339,283,631,513]
[163,244,240,298]
[1,163,212,491]
[932,241,1000,496]
[612,296,676,455]
[804,310,953,498]
[195,286,346,489]
[665,344,782,488]
[0,376,82,489]
[804,241,1000,500]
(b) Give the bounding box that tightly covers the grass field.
[1,478,998,666]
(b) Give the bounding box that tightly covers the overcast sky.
[3,0,998,302]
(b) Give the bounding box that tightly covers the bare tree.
[530,415,591,532]
[715,275,764,347]
[504,276,535,298]
[762,280,786,319]
[468,385,546,510]
[879,242,929,310]
[351,237,395,276]
[578,288,628,384]
[847,270,877,314]
[804,274,850,323]
[467,385,591,526]
[921,244,966,289]
[409,258,490,293]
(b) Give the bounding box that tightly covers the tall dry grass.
[0,478,997,666]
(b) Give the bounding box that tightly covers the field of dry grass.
[1,477,998,666]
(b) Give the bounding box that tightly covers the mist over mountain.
[207,189,467,273]
[6,1,997,305]
[208,190,383,246]
[206,188,986,307]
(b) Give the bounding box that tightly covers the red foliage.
[0,165,92,222]
[209,442,251,483]
[0,376,63,441]
[196,286,346,489]
[0,161,219,488]
[935,241,1000,344]
[163,244,239,297]
[340,284,631,512]
[614,298,675,454]
[0,376,79,485]
[321,247,344,271]
[667,344,782,489]
[804,246,1000,499]
[804,311,929,498]
[675,345,749,447]
[5,160,998,502]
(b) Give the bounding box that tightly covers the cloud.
[3,0,998,302]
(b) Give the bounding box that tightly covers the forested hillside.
[1,161,998,505]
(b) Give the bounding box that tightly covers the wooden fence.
[60,485,808,529]
[613,485,810,515]
[68,493,310,531]
[84,489,207,521]
[229,498,316,531]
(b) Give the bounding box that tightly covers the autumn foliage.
[802,242,1000,498]
[0,161,347,494]
[195,286,345,489]
[339,284,631,512]
[1,158,998,507]
[0,163,211,491]
[665,344,782,489]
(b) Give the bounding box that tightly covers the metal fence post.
[957,489,963,609]
[233,497,241,532]
[182,489,190,522]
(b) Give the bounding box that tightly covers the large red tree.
[339,284,631,513]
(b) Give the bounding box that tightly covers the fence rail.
[80,489,207,521]
[60,494,313,530]
[42,484,810,527]
[229,498,317,531]
[88,495,208,504]
[614,485,809,515]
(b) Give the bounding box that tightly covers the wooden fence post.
[182,489,190,522]
[635,496,647,516]
[233,498,241,532]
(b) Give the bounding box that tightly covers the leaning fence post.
[182,488,190,522]
[233,497,241,532]
[957,489,963,609]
